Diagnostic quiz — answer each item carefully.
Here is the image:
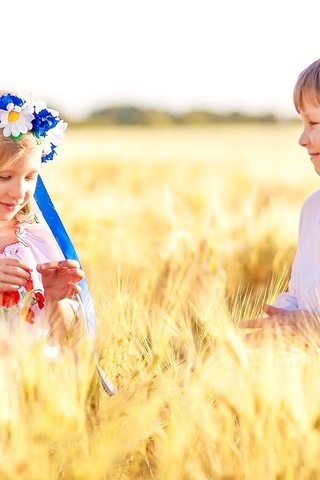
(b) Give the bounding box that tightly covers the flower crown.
[0,93,68,163]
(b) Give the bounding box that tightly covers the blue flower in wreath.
[42,143,57,163]
[32,108,60,138]
[0,94,24,110]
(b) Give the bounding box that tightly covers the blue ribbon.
[34,176,117,395]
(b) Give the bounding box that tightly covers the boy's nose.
[299,129,309,147]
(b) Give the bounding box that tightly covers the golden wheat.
[3,124,320,479]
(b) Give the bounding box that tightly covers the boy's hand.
[0,258,32,291]
[263,304,289,316]
[37,260,85,302]
[239,309,320,345]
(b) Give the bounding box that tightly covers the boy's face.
[299,98,320,176]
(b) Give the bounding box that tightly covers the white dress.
[0,220,68,343]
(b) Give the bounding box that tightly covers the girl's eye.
[0,176,11,181]
[26,176,37,182]
[309,122,318,126]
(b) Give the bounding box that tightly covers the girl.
[0,91,117,395]
[0,91,86,348]
[239,59,320,342]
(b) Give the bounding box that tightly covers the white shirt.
[273,189,320,313]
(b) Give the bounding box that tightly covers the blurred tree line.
[67,106,298,126]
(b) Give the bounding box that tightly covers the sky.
[2,0,320,120]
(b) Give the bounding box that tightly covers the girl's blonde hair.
[293,59,320,112]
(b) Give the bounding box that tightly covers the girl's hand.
[37,259,85,302]
[0,258,32,291]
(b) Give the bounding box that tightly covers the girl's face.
[299,98,320,176]
[0,150,41,222]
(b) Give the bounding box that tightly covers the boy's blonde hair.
[294,59,320,111]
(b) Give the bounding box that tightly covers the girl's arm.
[45,298,84,346]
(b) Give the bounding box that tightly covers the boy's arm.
[269,198,308,312]
[271,281,299,311]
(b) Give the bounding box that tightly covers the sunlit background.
[2,0,320,120]
[2,1,320,478]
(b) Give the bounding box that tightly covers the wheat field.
[3,124,320,479]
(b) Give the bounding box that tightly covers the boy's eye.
[309,122,318,126]
[0,176,11,180]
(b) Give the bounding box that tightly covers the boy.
[240,59,320,341]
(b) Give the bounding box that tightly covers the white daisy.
[33,100,47,114]
[0,102,34,138]
[42,140,53,156]
[33,100,59,117]
[46,119,68,146]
